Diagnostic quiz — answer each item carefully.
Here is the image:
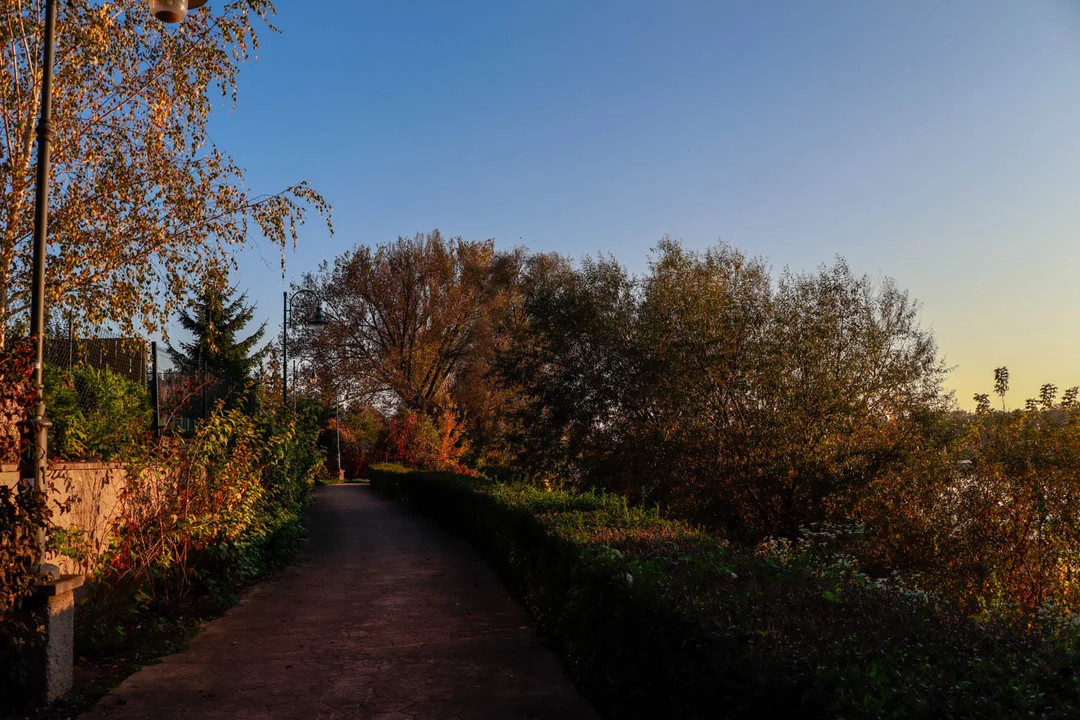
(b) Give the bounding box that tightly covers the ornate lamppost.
[22,0,207,580]
[282,289,329,406]
[282,289,347,478]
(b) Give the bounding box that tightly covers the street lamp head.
[150,0,207,23]
[150,0,187,23]
[305,305,332,329]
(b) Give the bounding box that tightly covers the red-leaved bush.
[0,340,49,705]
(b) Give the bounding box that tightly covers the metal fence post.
[150,341,160,436]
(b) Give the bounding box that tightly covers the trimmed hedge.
[370,464,1080,720]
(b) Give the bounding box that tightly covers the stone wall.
[1,463,128,574]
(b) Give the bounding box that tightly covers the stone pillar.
[29,574,84,703]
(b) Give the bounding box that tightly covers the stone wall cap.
[34,574,85,597]
[51,462,127,470]
[1,462,127,471]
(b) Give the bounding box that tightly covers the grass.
[315,476,369,486]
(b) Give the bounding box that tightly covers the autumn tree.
[501,239,951,541]
[295,231,515,415]
[496,251,639,481]
[0,0,330,346]
[956,377,1080,618]
[853,371,1080,620]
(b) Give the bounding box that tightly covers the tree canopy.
[499,238,950,540]
[295,230,515,414]
[0,0,330,346]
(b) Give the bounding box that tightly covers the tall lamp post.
[282,288,329,406]
[282,289,346,478]
[335,402,342,479]
[22,0,208,580]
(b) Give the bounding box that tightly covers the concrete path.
[82,485,598,720]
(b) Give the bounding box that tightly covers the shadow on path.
[81,485,598,720]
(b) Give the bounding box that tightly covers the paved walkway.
[82,485,598,720]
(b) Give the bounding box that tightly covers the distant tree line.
[293,230,1080,622]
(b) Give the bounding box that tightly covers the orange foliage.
[377,406,472,473]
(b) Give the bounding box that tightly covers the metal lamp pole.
[20,0,59,579]
[282,288,329,406]
[21,0,205,578]
[335,401,342,478]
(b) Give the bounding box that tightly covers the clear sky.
[197,0,1080,409]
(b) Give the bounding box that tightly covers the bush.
[43,363,150,460]
[335,405,384,478]
[371,465,1080,720]
[335,405,473,476]
[75,403,321,654]
[0,341,49,707]
[0,486,49,708]
[378,407,469,471]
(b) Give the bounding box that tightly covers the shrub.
[0,486,49,708]
[371,465,1080,719]
[75,403,321,654]
[333,404,473,477]
[43,363,150,460]
[336,405,385,478]
[0,341,49,706]
[359,406,469,472]
[0,339,34,463]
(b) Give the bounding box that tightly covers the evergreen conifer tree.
[167,285,267,413]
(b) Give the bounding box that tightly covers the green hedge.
[370,465,1080,720]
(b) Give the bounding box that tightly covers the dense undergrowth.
[371,464,1080,720]
[2,353,322,714]
[71,404,322,657]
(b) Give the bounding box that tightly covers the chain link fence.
[42,331,147,385]
[31,327,219,457]
[42,329,148,405]
[35,330,153,459]
[7,327,270,458]
[149,341,202,436]
[40,331,205,435]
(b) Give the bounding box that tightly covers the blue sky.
[198,0,1080,408]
